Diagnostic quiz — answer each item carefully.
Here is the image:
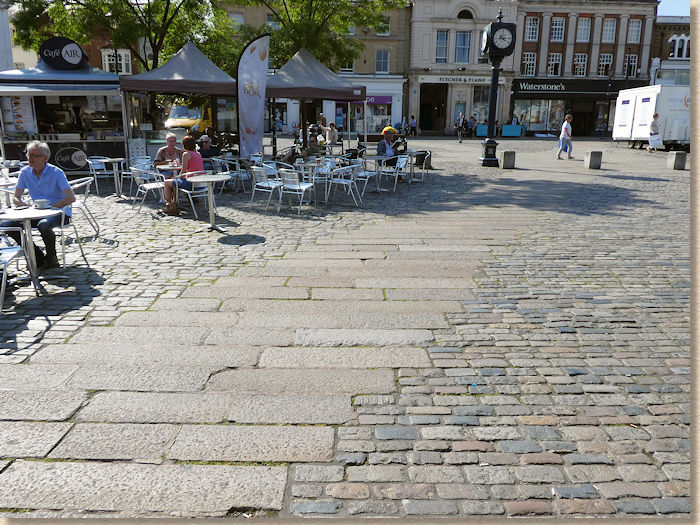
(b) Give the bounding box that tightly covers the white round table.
[0,206,62,292]
[102,158,126,196]
[187,173,231,233]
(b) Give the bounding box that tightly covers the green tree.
[9,0,241,73]
[232,0,409,70]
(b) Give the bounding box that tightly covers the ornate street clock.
[478,9,517,167]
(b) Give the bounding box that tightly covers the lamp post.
[479,9,516,167]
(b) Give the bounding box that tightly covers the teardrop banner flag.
[237,35,270,157]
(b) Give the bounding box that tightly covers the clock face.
[493,27,513,49]
[481,28,489,53]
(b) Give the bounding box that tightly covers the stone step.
[0,460,286,513]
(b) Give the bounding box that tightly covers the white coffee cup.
[34,199,50,209]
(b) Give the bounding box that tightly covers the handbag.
[649,134,663,148]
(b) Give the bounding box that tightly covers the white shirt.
[560,121,572,140]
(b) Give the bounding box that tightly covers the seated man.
[197,135,220,170]
[0,141,75,270]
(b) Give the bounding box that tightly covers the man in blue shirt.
[1,141,75,270]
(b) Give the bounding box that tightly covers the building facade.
[649,16,690,86]
[511,0,657,136]
[408,0,519,135]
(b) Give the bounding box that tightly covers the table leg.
[195,182,226,233]
[22,218,43,295]
[112,164,121,196]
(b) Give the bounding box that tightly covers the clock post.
[479,9,516,167]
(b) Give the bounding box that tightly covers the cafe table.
[101,157,126,196]
[186,173,231,233]
[0,206,62,293]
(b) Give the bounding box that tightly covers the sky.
[657,0,690,16]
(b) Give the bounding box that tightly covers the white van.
[612,85,690,151]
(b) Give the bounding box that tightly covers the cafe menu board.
[1,96,37,134]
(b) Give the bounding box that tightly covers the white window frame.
[624,54,638,76]
[669,34,690,59]
[602,18,616,43]
[436,30,448,63]
[598,53,613,76]
[627,19,642,44]
[375,49,390,73]
[547,53,562,76]
[266,14,281,31]
[376,16,390,36]
[550,17,565,42]
[455,30,471,63]
[576,18,591,43]
[522,52,537,76]
[228,12,244,26]
[525,17,540,41]
[340,59,354,73]
[101,48,132,75]
[573,53,588,76]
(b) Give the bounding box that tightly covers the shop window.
[377,16,390,36]
[436,30,448,63]
[366,102,392,133]
[547,53,562,76]
[624,54,638,76]
[598,53,613,76]
[375,49,389,73]
[522,52,537,76]
[525,17,539,41]
[573,53,588,76]
[340,59,354,72]
[550,18,565,42]
[576,18,591,43]
[472,86,490,123]
[602,18,616,43]
[627,19,642,44]
[267,14,281,30]
[101,48,132,75]
[228,12,244,26]
[455,31,471,63]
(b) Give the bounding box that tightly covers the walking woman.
[556,114,574,160]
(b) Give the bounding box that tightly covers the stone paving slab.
[31,344,260,367]
[0,422,72,458]
[310,288,385,300]
[149,298,222,311]
[181,285,310,299]
[295,328,434,346]
[48,423,178,461]
[0,364,79,390]
[168,425,335,462]
[354,277,476,289]
[386,289,477,301]
[66,365,212,392]
[0,391,88,421]
[114,311,240,327]
[69,326,209,345]
[0,460,287,512]
[239,312,449,329]
[258,347,431,368]
[228,395,354,424]
[76,392,232,423]
[219,298,465,314]
[206,369,396,394]
[206,327,295,346]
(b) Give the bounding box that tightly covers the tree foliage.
[232,0,409,70]
[9,0,242,73]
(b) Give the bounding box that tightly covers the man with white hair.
[1,141,75,270]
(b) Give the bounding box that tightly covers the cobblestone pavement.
[0,137,690,519]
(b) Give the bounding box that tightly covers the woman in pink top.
[163,135,204,208]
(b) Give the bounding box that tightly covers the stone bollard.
[500,150,515,169]
[584,151,602,169]
[667,151,687,170]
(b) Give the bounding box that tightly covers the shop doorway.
[569,100,595,136]
[419,83,447,133]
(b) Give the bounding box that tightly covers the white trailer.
[612,85,690,151]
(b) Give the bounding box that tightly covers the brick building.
[649,15,690,85]
[510,0,657,136]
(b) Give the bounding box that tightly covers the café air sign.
[39,37,86,70]
[418,74,505,85]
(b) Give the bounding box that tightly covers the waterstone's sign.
[53,147,88,171]
[517,81,566,92]
[39,37,86,70]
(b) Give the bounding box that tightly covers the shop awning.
[0,61,120,96]
[266,48,366,101]
[119,42,236,96]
